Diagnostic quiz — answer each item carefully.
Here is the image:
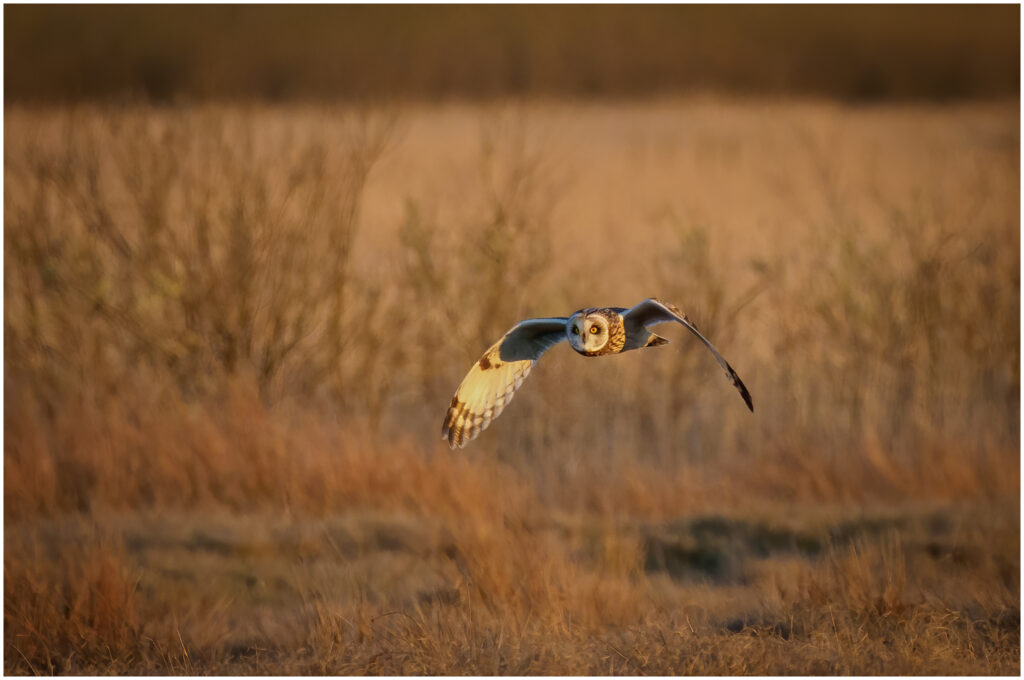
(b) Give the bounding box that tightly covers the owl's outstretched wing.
[623,298,753,412]
[442,317,569,449]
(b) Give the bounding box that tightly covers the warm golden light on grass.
[4,100,1019,673]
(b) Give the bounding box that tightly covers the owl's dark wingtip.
[738,380,754,412]
[441,421,460,449]
[441,419,455,448]
[725,364,754,413]
[442,395,464,448]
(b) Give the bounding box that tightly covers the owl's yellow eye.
[570,326,579,335]
[589,326,599,334]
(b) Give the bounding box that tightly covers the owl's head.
[567,310,610,355]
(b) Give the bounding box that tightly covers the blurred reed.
[4,103,1018,521]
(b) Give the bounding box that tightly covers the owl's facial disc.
[567,311,609,353]
[583,315,608,351]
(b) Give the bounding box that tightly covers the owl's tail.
[644,333,670,348]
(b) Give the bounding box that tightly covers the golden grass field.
[4,99,1020,674]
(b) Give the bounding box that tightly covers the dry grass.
[5,503,1018,674]
[4,100,1019,674]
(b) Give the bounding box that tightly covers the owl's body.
[567,306,672,356]
[442,297,753,448]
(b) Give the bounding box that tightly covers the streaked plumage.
[442,297,753,448]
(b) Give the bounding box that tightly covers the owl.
[442,297,753,448]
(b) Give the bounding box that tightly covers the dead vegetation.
[4,100,1019,674]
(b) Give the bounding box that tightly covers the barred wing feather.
[442,317,568,448]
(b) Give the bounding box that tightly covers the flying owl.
[442,297,753,448]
